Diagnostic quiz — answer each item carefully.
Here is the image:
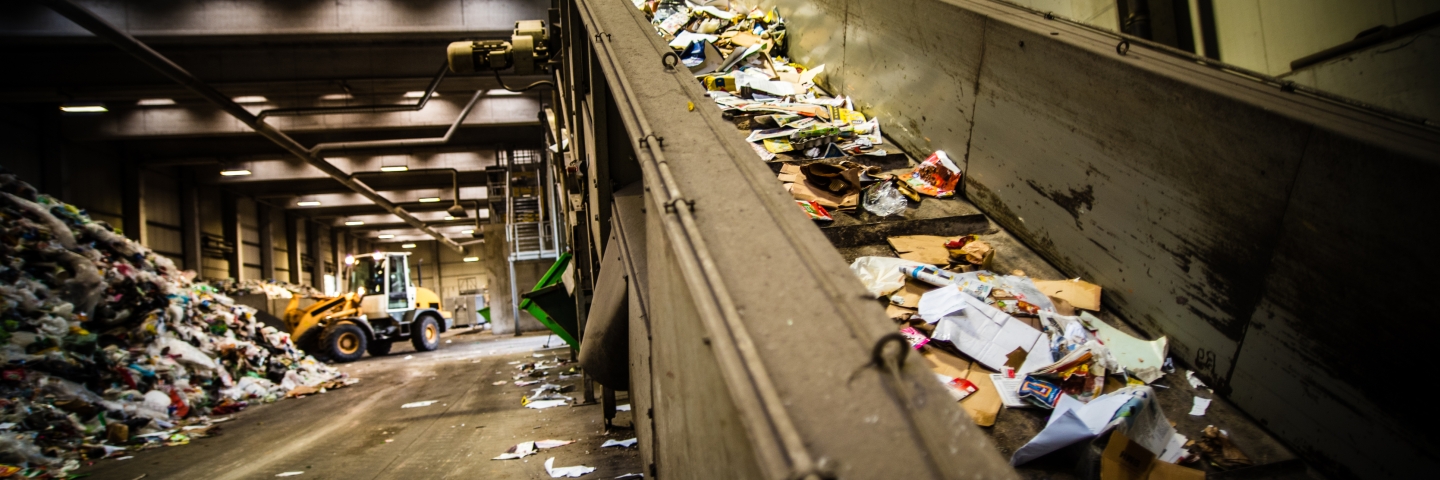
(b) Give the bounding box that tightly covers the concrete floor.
[73,329,642,480]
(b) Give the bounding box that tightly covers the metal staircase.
[504,149,558,261]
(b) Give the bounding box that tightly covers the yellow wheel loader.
[283,252,451,362]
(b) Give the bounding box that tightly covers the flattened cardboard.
[888,279,931,309]
[887,235,951,265]
[921,348,1003,427]
[1102,431,1204,480]
[1035,279,1103,311]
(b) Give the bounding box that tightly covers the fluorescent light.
[462,229,474,234]
[444,216,455,221]
[403,91,437,98]
[136,98,175,106]
[232,96,268,104]
[59,104,107,113]
[487,89,524,96]
[418,197,441,203]
[401,243,417,249]
[378,234,395,239]
[296,200,322,207]
[219,169,252,176]
[345,221,364,226]
[320,93,353,101]
[379,166,409,172]
[463,256,479,262]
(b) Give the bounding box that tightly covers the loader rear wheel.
[324,322,367,363]
[411,316,440,352]
[367,339,393,356]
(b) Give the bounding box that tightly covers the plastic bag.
[848,257,927,297]
[863,180,907,216]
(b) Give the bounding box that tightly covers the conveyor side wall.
[775,0,1440,477]
[562,1,1020,478]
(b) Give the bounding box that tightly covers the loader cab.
[351,252,415,320]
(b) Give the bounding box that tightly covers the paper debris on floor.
[401,400,437,409]
[1083,312,1167,383]
[601,438,638,448]
[1190,397,1211,416]
[544,457,596,478]
[494,441,538,460]
[526,399,570,410]
[616,404,632,412]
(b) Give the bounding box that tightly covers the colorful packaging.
[905,151,961,198]
[796,200,832,221]
[900,326,930,350]
[942,376,980,402]
[1019,375,1062,409]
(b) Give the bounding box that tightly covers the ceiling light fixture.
[487,89,524,96]
[320,93,353,101]
[344,221,364,226]
[232,96,268,104]
[418,197,441,203]
[136,98,176,106]
[462,229,474,234]
[378,234,395,239]
[379,166,409,172]
[402,243,417,249]
[403,91,438,98]
[463,256,479,262]
[219,161,251,176]
[296,200,322,207]
[59,103,107,113]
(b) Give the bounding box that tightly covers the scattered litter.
[1186,371,1207,390]
[601,438,638,448]
[1188,425,1252,468]
[494,441,538,460]
[493,381,509,386]
[114,456,134,460]
[1189,397,1211,416]
[0,174,348,476]
[615,474,644,479]
[404,355,414,360]
[544,457,596,478]
[401,400,438,409]
[526,399,570,410]
[276,473,304,477]
[615,404,632,412]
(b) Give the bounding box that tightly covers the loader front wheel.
[324,322,368,363]
[411,316,440,352]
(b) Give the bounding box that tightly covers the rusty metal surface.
[773,0,1440,478]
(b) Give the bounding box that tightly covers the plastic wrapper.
[905,151,962,198]
[796,200,832,221]
[862,180,907,216]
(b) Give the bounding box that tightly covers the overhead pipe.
[309,89,486,154]
[255,62,450,120]
[39,0,465,252]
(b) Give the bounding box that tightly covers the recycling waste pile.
[640,1,1264,477]
[211,279,322,300]
[0,173,352,477]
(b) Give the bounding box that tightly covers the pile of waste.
[0,172,350,476]
[210,279,321,300]
[643,2,1246,476]
[639,1,961,222]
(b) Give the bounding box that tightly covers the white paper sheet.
[526,399,569,410]
[990,374,1028,408]
[668,31,719,48]
[1082,312,1167,383]
[493,441,537,460]
[1011,393,1131,465]
[1190,397,1211,416]
[917,285,968,324]
[930,294,1042,371]
[545,457,597,478]
[601,438,638,448]
[400,400,437,408]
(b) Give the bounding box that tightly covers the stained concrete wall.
[776,0,1440,477]
[1212,0,1440,76]
[1282,27,1440,122]
[480,231,547,335]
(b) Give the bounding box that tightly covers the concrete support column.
[121,160,146,244]
[179,171,202,273]
[222,192,242,281]
[285,213,301,284]
[307,221,323,290]
[258,203,276,280]
[331,228,344,285]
